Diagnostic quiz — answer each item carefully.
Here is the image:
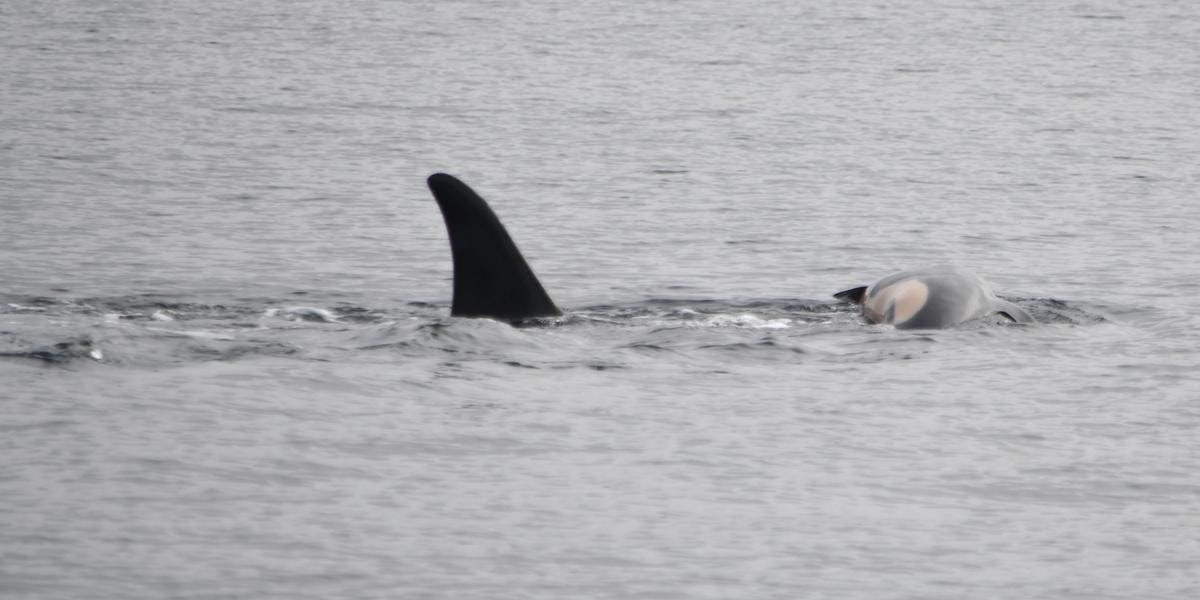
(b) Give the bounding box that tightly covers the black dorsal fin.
[427,173,561,322]
[833,286,868,304]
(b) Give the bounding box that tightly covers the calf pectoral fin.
[994,299,1035,324]
[834,286,868,304]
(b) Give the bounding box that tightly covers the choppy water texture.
[3,1,1199,598]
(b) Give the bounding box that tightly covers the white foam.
[144,326,235,341]
[700,314,792,329]
[7,303,46,311]
[265,307,338,323]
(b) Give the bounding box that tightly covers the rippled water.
[3,1,1199,598]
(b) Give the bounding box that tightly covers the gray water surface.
[2,1,1199,598]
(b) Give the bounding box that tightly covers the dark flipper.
[427,173,561,322]
[833,286,868,304]
[994,299,1036,324]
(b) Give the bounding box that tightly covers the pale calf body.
[835,268,1034,329]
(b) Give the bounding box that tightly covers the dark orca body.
[427,173,561,323]
[426,173,1034,329]
[834,268,1034,329]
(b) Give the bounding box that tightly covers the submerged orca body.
[427,173,561,323]
[833,268,1034,329]
[426,173,1035,329]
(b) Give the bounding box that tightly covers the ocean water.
[2,1,1198,598]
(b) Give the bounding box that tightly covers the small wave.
[0,336,103,364]
[143,326,237,341]
[5,303,47,312]
[691,314,793,329]
[697,338,808,356]
[265,306,339,323]
[1004,297,1109,326]
[188,341,299,361]
[0,295,260,322]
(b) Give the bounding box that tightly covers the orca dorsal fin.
[426,173,562,322]
[833,286,868,304]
